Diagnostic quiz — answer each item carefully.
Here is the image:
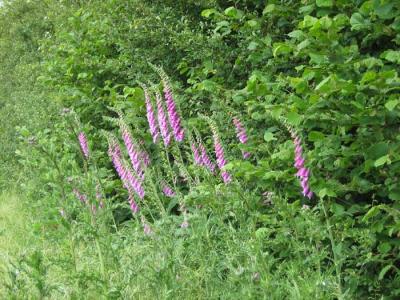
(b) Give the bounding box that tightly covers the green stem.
[321,199,343,299]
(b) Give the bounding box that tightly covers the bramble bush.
[1,0,399,299]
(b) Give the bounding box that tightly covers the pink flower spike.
[243,151,251,159]
[191,143,203,165]
[156,91,171,146]
[162,184,175,197]
[142,85,160,143]
[78,132,89,159]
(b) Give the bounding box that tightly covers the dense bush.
[1,0,399,299]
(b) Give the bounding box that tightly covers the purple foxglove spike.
[122,129,144,180]
[199,143,216,172]
[141,216,152,235]
[221,171,232,184]
[163,81,185,142]
[294,157,305,169]
[156,92,171,146]
[213,133,232,184]
[78,132,89,159]
[233,117,249,144]
[243,151,251,159]
[191,143,203,165]
[162,184,175,197]
[306,191,314,199]
[144,86,160,143]
[295,145,302,155]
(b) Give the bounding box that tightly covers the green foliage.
[1,0,400,299]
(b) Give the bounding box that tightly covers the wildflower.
[292,133,313,199]
[60,208,66,218]
[141,84,160,143]
[121,126,144,180]
[141,216,152,235]
[78,132,89,159]
[162,184,175,197]
[156,91,171,146]
[233,117,251,159]
[191,143,203,165]
[199,142,216,173]
[160,70,185,141]
[213,136,232,184]
[108,137,144,202]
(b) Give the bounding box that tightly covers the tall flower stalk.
[157,67,185,142]
[141,83,160,143]
[155,90,171,147]
[120,121,144,181]
[285,124,313,199]
[208,119,232,184]
[108,136,141,212]
[232,117,251,159]
[78,132,89,159]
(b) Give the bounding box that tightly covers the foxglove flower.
[212,130,232,184]
[121,126,144,180]
[78,132,89,159]
[108,138,143,210]
[162,184,175,197]
[160,72,184,142]
[156,91,171,146]
[191,143,203,165]
[292,134,313,199]
[141,216,153,235]
[233,117,251,159]
[199,143,216,173]
[142,84,160,143]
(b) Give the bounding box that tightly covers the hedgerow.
[1,0,399,298]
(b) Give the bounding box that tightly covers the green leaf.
[201,9,217,18]
[381,50,400,64]
[350,13,370,31]
[385,99,399,111]
[263,4,276,15]
[264,132,276,142]
[379,265,393,280]
[374,155,390,167]
[318,188,337,198]
[273,43,292,57]
[308,131,325,142]
[316,0,333,8]
[388,190,400,201]
[286,111,302,126]
[248,41,258,51]
[224,7,243,19]
[378,242,391,254]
